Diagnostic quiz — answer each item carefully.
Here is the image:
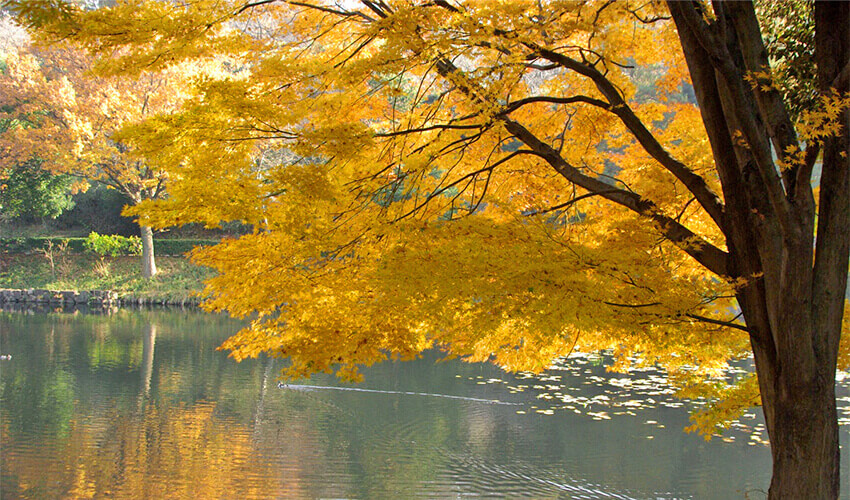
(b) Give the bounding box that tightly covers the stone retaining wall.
[0,288,200,308]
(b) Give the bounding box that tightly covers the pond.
[1,309,849,499]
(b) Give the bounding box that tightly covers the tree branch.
[236,0,280,15]
[723,2,802,197]
[429,54,730,275]
[501,117,729,276]
[603,301,661,308]
[668,1,799,242]
[520,42,727,230]
[284,1,375,22]
[374,123,483,138]
[499,95,610,115]
[685,313,749,333]
[530,190,620,215]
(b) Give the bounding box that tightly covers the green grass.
[0,253,215,301]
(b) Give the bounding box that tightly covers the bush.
[154,239,218,256]
[83,232,142,257]
[0,159,75,222]
[0,236,219,255]
[0,237,86,254]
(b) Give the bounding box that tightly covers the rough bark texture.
[140,224,157,279]
[668,1,850,497]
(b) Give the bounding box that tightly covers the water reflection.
[0,309,825,498]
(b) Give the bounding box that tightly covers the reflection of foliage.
[3,401,278,499]
[84,330,142,371]
[0,316,76,443]
[0,311,271,498]
[1,310,785,498]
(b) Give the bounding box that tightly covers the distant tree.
[56,183,138,236]
[0,158,74,221]
[0,40,214,277]
[0,11,28,53]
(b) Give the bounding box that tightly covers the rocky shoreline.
[0,288,201,308]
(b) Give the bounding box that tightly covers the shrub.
[55,184,137,236]
[0,159,75,222]
[154,239,218,256]
[0,237,86,253]
[83,232,142,257]
[0,236,218,255]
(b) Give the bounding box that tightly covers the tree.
[10,1,849,497]
[0,158,75,221]
[0,39,206,277]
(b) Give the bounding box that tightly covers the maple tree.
[0,40,205,277]
[9,0,850,497]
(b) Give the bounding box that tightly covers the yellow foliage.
[679,373,761,438]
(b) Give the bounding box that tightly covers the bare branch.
[236,0,280,15]
[502,117,729,276]
[392,149,536,222]
[429,55,730,275]
[500,95,610,115]
[603,301,661,308]
[374,123,484,138]
[285,1,375,22]
[685,313,750,333]
[530,190,620,215]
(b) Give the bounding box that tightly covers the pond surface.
[1,309,849,499]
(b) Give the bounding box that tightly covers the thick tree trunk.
[749,328,840,499]
[767,377,840,498]
[140,225,157,279]
[738,237,843,498]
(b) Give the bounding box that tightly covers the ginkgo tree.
[10,0,850,497]
[0,39,210,277]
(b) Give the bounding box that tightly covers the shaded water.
[0,309,846,498]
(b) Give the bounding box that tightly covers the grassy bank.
[0,253,214,302]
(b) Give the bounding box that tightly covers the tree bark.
[764,363,839,498]
[744,269,841,499]
[140,224,157,279]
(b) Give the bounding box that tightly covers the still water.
[0,309,848,499]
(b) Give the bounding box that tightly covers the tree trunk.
[670,1,850,497]
[749,322,840,499]
[767,376,840,498]
[734,235,843,498]
[140,224,157,279]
